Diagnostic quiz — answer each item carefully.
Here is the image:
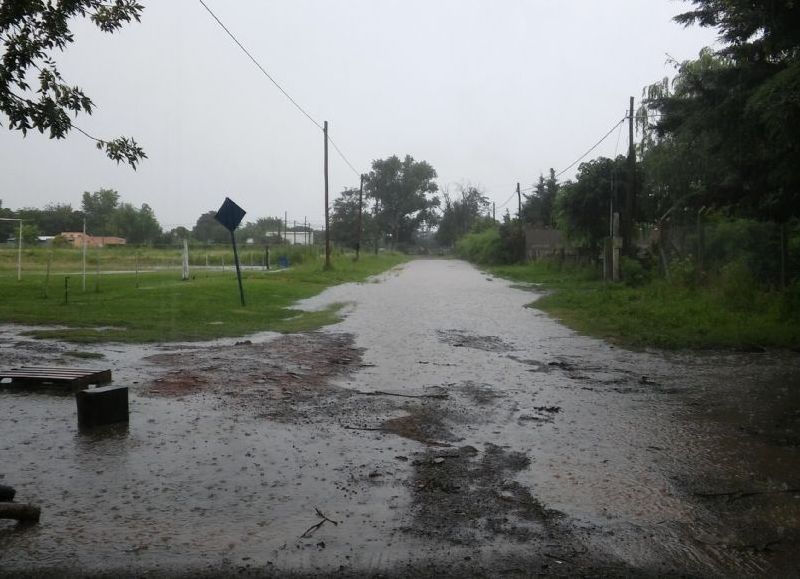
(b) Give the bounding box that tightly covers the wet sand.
[1,259,799,577]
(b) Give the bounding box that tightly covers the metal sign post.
[214,197,247,306]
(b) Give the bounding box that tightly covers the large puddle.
[2,259,799,576]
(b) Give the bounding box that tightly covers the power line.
[496,190,517,210]
[197,0,363,179]
[197,0,322,130]
[554,117,626,179]
[327,134,361,177]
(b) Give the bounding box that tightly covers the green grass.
[0,251,407,343]
[490,262,800,350]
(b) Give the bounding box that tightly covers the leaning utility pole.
[624,96,636,255]
[516,182,522,218]
[356,173,364,260]
[324,120,331,269]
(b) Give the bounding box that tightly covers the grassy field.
[490,262,800,350]
[0,246,407,343]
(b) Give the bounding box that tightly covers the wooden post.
[624,96,636,256]
[696,207,705,274]
[374,198,380,255]
[231,230,245,307]
[780,221,788,289]
[612,212,621,282]
[82,218,87,291]
[357,173,364,260]
[324,120,331,269]
[44,251,52,298]
[17,219,22,281]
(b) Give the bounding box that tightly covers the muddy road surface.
[1,259,799,577]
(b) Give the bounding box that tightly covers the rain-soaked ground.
[1,259,799,577]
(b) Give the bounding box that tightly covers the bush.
[718,259,759,311]
[781,280,800,322]
[621,257,650,287]
[456,227,505,264]
[669,257,699,289]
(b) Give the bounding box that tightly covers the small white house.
[265,231,314,245]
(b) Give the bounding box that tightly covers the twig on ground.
[300,507,340,538]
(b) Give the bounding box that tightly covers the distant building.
[60,232,127,248]
[264,231,314,245]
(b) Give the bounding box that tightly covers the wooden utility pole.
[624,96,636,255]
[324,120,331,269]
[356,173,364,260]
[284,211,288,245]
[516,182,522,218]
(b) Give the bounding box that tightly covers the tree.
[0,1,146,167]
[436,184,489,246]
[192,211,229,244]
[522,169,559,227]
[330,187,375,250]
[16,203,83,235]
[554,156,627,255]
[82,189,119,235]
[644,1,800,220]
[20,223,40,244]
[0,200,14,241]
[364,155,440,248]
[111,202,161,244]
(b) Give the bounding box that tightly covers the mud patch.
[458,381,506,405]
[437,329,511,352]
[147,370,208,397]
[144,332,363,421]
[406,444,561,545]
[381,403,456,447]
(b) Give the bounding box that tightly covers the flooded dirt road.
[2,259,799,577]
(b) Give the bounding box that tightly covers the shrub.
[621,257,650,287]
[718,259,759,311]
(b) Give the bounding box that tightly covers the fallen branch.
[0,503,41,522]
[300,507,339,538]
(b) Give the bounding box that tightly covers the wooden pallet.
[0,366,112,391]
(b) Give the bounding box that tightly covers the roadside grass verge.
[489,262,800,350]
[0,253,407,343]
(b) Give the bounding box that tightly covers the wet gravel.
[2,259,800,577]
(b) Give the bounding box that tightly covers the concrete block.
[75,386,129,429]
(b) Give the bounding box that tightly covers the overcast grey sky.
[0,0,718,230]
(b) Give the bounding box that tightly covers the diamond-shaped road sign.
[214,197,246,232]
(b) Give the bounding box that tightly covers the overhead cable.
[197,0,362,178]
[554,117,626,179]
